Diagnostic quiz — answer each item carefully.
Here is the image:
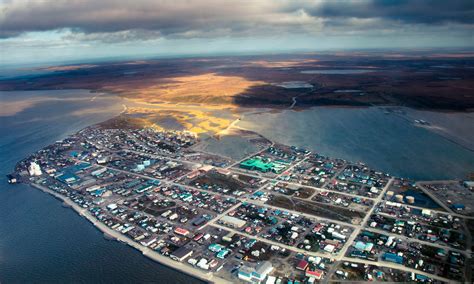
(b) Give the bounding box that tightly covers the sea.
[1,89,474,283]
[0,90,203,283]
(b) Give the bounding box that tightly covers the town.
[9,121,473,284]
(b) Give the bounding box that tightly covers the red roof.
[174,227,190,236]
[313,224,323,233]
[296,260,308,270]
[306,269,323,279]
[193,233,204,241]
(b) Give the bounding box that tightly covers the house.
[208,243,224,253]
[306,269,324,280]
[170,247,193,262]
[296,260,308,271]
[217,249,230,259]
[354,241,373,252]
[174,227,190,236]
[323,244,335,253]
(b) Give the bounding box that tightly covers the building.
[306,269,324,280]
[170,247,193,262]
[463,181,474,189]
[174,227,190,236]
[238,266,255,282]
[96,157,108,164]
[192,216,207,226]
[323,244,335,253]
[452,204,465,211]
[216,249,230,259]
[238,261,273,283]
[208,243,224,252]
[383,252,404,264]
[253,262,273,282]
[296,260,309,271]
[265,276,276,284]
[220,215,246,228]
[354,241,373,252]
[28,162,42,176]
[199,165,214,172]
[222,232,235,242]
[57,172,79,184]
[7,174,18,184]
[240,158,273,173]
[107,203,118,210]
[216,168,231,176]
[91,167,107,176]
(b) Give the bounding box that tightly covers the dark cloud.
[301,0,474,24]
[0,0,473,40]
[0,1,280,38]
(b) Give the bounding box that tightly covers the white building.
[28,162,42,176]
[238,261,274,283]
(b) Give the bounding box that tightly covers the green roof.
[240,158,274,172]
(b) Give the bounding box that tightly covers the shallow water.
[237,107,474,180]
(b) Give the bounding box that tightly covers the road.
[338,257,453,283]
[73,145,472,283]
[363,227,467,255]
[416,181,474,220]
[210,223,333,259]
[98,162,471,282]
[290,97,297,109]
[335,178,394,261]
[249,199,357,229]
[230,167,376,201]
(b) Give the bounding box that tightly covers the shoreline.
[30,183,231,284]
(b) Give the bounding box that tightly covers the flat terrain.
[2,51,473,135]
[2,52,474,112]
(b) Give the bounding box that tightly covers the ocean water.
[0,90,202,283]
[237,107,474,180]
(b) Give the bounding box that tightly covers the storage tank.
[406,196,415,204]
[395,194,404,203]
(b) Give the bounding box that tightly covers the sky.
[0,0,473,65]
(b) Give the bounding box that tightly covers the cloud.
[63,30,163,44]
[0,0,294,38]
[299,0,474,24]
[1,0,472,41]
[0,0,472,63]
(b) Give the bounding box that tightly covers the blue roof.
[416,274,429,280]
[383,253,403,264]
[57,172,79,183]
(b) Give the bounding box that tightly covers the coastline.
[30,183,231,284]
[5,89,472,282]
